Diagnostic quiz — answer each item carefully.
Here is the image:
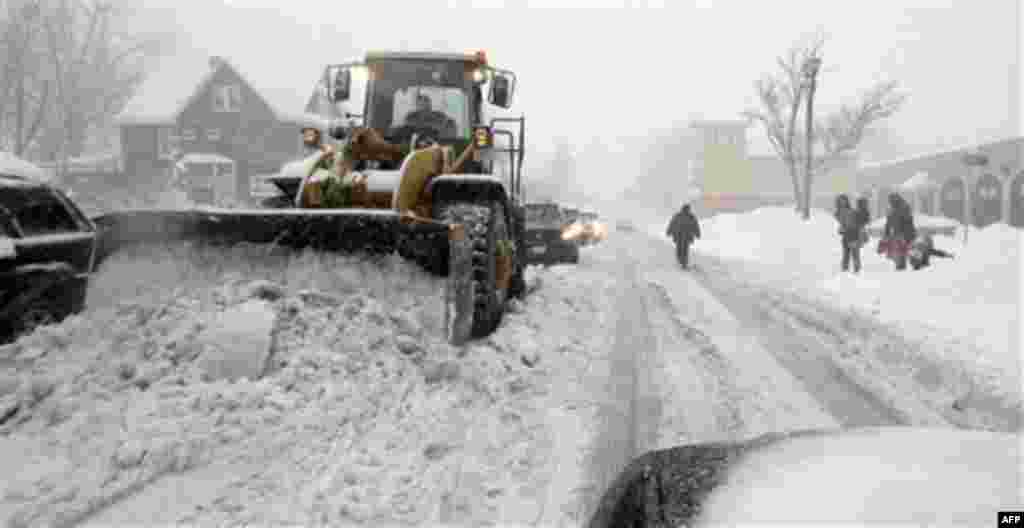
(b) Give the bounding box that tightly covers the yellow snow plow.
[94,50,528,345]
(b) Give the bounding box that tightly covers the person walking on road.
[666,203,701,270]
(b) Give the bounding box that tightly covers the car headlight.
[561,223,583,240]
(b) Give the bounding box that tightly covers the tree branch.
[746,30,904,216]
[22,80,50,151]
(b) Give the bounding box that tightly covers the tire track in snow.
[576,254,659,524]
[643,281,749,441]
[569,239,671,526]
[747,286,1022,431]
[690,256,968,429]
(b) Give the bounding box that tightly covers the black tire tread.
[437,201,507,337]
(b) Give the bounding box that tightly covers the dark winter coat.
[855,207,870,230]
[836,206,870,243]
[884,200,916,242]
[835,207,859,242]
[667,208,701,244]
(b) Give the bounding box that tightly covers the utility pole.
[801,56,822,220]
[961,149,989,245]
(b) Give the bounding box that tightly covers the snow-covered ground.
[0,241,639,526]
[0,243,545,526]
[1,203,1018,526]
[656,206,1020,417]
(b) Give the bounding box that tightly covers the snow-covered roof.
[857,136,1023,171]
[116,54,318,126]
[898,171,935,190]
[0,152,48,182]
[277,112,332,129]
[182,153,234,164]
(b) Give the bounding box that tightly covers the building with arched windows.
[854,137,1024,227]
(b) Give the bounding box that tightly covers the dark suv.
[0,173,98,343]
[523,202,579,265]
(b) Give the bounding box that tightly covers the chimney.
[208,56,224,72]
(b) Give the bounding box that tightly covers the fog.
[121,0,1018,203]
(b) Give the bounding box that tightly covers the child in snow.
[908,234,954,270]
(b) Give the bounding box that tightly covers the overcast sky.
[128,0,1019,198]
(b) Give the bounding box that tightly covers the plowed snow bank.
[0,244,528,526]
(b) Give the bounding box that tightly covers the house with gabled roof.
[115,54,327,203]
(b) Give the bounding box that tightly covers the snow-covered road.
[693,254,1021,432]
[0,225,1018,527]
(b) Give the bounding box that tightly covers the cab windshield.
[366,59,475,140]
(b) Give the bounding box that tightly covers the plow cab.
[95,49,528,344]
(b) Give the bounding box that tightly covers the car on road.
[523,202,580,265]
[576,210,607,245]
[0,169,99,343]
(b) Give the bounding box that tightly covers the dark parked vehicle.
[0,172,98,343]
[523,202,579,265]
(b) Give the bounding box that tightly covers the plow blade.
[91,208,474,345]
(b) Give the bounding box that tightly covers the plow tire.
[508,206,528,300]
[438,200,508,338]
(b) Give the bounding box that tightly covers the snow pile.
[692,206,1020,405]
[0,244,569,526]
[693,207,840,265]
[818,223,1020,374]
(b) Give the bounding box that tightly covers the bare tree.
[39,0,161,178]
[743,33,906,219]
[742,34,824,214]
[0,0,52,156]
[813,80,907,173]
